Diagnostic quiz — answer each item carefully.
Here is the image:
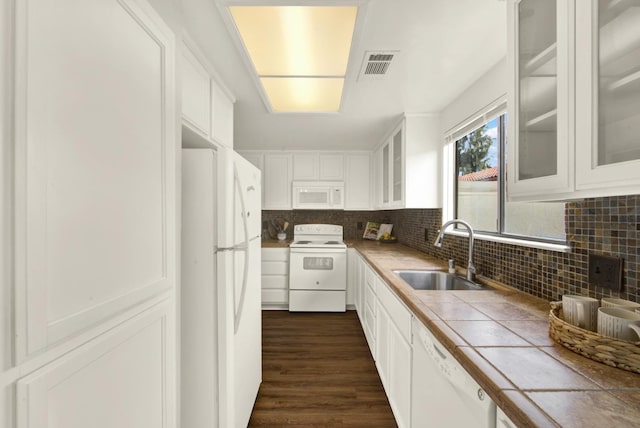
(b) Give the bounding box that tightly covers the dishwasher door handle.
[419,328,485,402]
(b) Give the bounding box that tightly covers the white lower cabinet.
[374,275,412,428]
[347,249,359,308]
[388,321,412,428]
[353,251,501,428]
[261,248,289,309]
[358,257,412,428]
[16,302,172,428]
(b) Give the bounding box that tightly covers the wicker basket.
[549,301,640,374]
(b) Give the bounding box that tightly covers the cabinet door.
[346,249,357,307]
[14,0,176,360]
[16,303,172,428]
[345,154,371,210]
[381,144,390,206]
[389,322,412,428]
[355,255,366,324]
[211,80,234,148]
[507,0,574,200]
[575,0,640,193]
[292,153,318,180]
[182,46,212,137]
[263,154,292,209]
[319,154,344,180]
[375,302,390,389]
[391,127,404,206]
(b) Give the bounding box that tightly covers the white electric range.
[288,224,347,312]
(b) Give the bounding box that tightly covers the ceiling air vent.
[358,51,398,81]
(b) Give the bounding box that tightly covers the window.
[450,107,565,243]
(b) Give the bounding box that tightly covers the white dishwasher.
[411,318,496,428]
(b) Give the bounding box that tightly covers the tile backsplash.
[263,195,639,303]
[262,210,393,241]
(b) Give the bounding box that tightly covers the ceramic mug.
[601,297,640,311]
[597,307,640,341]
[562,295,599,331]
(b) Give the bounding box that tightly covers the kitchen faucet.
[433,219,476,282]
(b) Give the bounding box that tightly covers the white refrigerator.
[181,147,262,428]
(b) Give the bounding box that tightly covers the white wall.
[439,57,506,218]
[440,57,507,135]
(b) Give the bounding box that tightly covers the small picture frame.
[363,221,380,240]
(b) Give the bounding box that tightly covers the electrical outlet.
[588,254,623,291]
[357,222,363,230]
[424,228,429,241]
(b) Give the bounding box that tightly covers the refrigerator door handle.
[234,167,250,334]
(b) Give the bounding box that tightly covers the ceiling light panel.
[261,77,344,112]
[230,6,357,76]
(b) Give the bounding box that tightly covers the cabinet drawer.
[261,275,288,289]
[262,260,288,276]
[261,248,289,261]
[376,277,412,343]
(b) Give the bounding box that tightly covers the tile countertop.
[349,240,640,428]
[261,238,293,248]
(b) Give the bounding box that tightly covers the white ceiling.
[182,0,507,151]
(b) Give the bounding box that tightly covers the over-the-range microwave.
[292,181,344,210]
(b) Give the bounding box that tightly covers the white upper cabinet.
[508,0,640,201]
[319,154,344,180]
[575,0,640,193]
[292,153,344,181]
[376,115,441,209]
[182,47,211,137]
[14,0,177,361]
[181,38,235,148]
[263,154,292,210]
[507,0,574,200]
[292,153,319,180]
[211,80,234,149]
[344,153,372,210]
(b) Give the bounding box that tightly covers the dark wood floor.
[249,311,397,427]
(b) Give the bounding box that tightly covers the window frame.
[444,99,570,252]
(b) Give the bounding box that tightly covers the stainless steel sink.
[393,270,488,291]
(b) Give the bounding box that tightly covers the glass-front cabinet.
[378,123,403,208]
[374,115,441,209]
[507,0,574,200]
[575,0,640,192]
[508,0,640,201]
[392,128,403,204]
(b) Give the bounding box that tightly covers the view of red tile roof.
[458,166,498,182]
